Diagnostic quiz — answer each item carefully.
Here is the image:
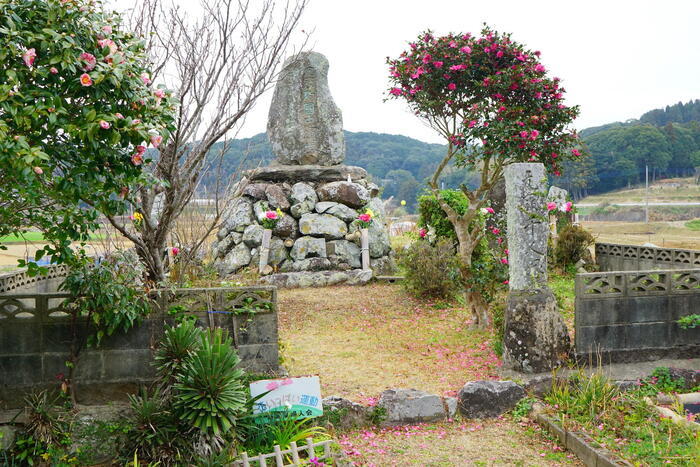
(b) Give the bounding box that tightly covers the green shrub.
[678,314,700,329]
[490,301,505,357]
[553,224,594,269]
[417,189,469,239]
[397,238,463,299]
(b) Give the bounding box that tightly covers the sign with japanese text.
[250,376,323,421]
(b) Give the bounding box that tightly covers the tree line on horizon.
[200,99,700,209]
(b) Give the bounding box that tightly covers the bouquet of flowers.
[357,209,374,229]
[260,207,283,229]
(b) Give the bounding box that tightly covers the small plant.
[511,397,536,421]
[368,406,387,426]
[678,314,700,329]
[636,367,691,396]
[397,238,463,299]
[174,328,247,447]
[553,224,594,269]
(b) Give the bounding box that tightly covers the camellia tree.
[387,26,582,327]
[0,0,175,273]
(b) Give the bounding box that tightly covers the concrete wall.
[0,265,68,295]
[595,242,700,272]
[0,287,280,408]
[575,269,700,363]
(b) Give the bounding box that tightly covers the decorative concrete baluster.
[502,163,570,373]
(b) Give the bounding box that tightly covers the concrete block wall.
[575,268,700,363]
[595,243,700,272]
[0,287,280,408]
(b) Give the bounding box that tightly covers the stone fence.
[574,268,700,363]
[595,242,700,272]
[0,287,280,408]
[0,265,68,295]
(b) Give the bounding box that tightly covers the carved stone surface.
[504,163,548,290]
[267,52,344,166]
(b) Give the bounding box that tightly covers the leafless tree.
[103,0,308,282]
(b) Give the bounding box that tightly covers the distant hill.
[200,130,468,212]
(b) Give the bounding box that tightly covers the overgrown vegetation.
[553,225,595,270]
[545,368,700,465]
[397,238,463,299]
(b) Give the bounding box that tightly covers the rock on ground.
[259,269,371,288]
[378,388,450,425]
[457,380,526,419]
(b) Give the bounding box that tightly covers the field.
[581,220,700,250]
[580,177,700,204]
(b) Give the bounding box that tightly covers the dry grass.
[278,283,500,401]
[339,419,582,466]
[582,220,700,250]
[581,177,700,204]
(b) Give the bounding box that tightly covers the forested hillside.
[199,100,700,206]
[557,100,700,199]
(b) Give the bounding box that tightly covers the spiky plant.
[153,320,203,386]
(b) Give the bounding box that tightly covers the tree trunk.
[453,218,490,329]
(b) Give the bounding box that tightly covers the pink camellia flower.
[115,112,124,119]
[23,48,36,67]
[519,130,528,139]
[79,73,93,86]
[150,134,163,148]
[140,73,152,85]
[546,202,557,211]
[102,25,113,34]
[486,207,495,214]
[421,53,432,63]
[50,67,58,74]
[491,227,500,235]
[530,129,540,140]
[460,46,471,54]
[131,153,143,166]
[432,61,443,68]
[99,120,110,129]
[33,166,43,175]
[447,83,456,91]
[448,40,457,48]
[265,211,278,220]
[504,249,509,255]
[534,64,546,73]
[153,88,166,99]
[503,280,509,285]
[564,201,573,212]
[389,87,403,96]
[171,247,180,256]
[468,120,476,128]
[135,145,146,154]
[500,258,509,265]
[497,237,503,245]
[97,39,118,55]
[419,228,427,238]
[132,119,141,124]
[359,213,371,223]
[571,149,581,157]
[449,64,467,71]
[80,52,96,71]
[496,50,504,58]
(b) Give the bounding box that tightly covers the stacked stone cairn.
[212,52,393,286]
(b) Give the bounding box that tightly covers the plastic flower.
[79,73,92,86]
[546,202,557,211]
[358,213,371,223]
[99,120,110,129]
[563,201,573,212]
[265,211,278,220]
[131,212,143,222]
[22,48,36,67]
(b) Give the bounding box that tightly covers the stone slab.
[247,165,368,183]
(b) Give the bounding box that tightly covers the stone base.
[259,269,372,288]
[503,288,571,373]
[248,164,368,183]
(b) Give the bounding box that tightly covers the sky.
[117,0,700,144]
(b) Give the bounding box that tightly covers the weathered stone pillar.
[503,163,570,373]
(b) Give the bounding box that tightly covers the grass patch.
[685,219,700,231]
[549,272,576,331]
[545,368,700,466]
[0,232,105,244]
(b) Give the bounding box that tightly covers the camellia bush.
[387,26,584,326]
[0,0,175,272]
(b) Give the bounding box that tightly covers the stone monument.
[502,163,570,373]
[212,52,393,286]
